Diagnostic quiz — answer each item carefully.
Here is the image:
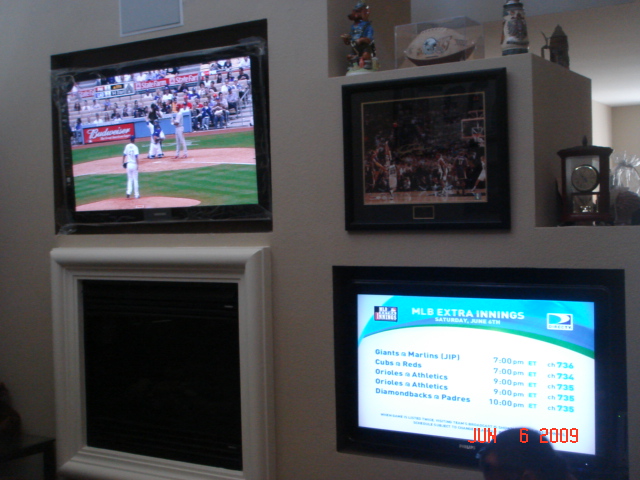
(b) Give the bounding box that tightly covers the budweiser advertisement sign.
[83,123,135,144]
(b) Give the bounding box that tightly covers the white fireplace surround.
[51,247,274,480]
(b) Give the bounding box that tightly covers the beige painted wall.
[612,105,640,185]
[612,105,640,154]
[592,100,613,147]
[1,2,639,480]
[419,0,640,106]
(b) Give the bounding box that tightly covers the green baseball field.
[72,130,258,210]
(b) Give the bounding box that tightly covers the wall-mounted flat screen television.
[333,266,628,479]
[51,20,270,233]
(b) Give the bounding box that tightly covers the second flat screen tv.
[333,266,628,479]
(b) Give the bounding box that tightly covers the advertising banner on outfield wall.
[76,72,202,100]
[135,73,199,92]
[83,123,135,144]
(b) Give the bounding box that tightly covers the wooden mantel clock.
[558,138,613,225]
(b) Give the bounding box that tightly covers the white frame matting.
[51,247,274,480]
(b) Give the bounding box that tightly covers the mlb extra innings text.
[374,305,525,325]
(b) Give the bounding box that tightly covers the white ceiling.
[411,0,640,106]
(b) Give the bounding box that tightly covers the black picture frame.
[342,68,509,230]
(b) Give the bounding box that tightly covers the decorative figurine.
[501,0,529,55]
[341,2,379,75]
[541,25,569,68]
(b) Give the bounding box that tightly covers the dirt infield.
[76,196,201,211]
[74,147,255,210]
[74,147,255,176]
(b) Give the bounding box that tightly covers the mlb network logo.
[374,306,398,322]
[547,313,573,331]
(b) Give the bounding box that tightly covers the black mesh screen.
[82,280,242,471]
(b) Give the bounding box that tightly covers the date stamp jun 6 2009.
[469,427,579,444]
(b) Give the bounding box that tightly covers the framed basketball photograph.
[342,68,510,230]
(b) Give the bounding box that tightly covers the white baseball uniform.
[147,122,156,158]
[148,122,164,158]
[173,107,188,158]
[123,141,140,198]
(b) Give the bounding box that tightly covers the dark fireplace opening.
[82,280,242,471]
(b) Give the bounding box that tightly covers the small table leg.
[41,441,56,480]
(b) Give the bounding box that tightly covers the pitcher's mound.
[77,196,201,211]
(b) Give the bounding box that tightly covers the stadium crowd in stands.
[67,57,252,143]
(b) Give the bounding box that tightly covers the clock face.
[570,164,599,192]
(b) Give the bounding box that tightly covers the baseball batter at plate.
[147,121,156,158]
[148,120,165,158]
[122,135,140,199]
[173,101,188,159]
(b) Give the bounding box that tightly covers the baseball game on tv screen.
[65,55,258,214]
[51,20,271,232]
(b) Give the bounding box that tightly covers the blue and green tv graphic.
[358,294,594,356]
[356,293,597,455]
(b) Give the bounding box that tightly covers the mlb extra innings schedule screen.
[357,294,596,455]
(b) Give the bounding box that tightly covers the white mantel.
[50,247,274,480]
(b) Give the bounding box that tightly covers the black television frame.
[333,266,628,479]
[51,20,271,234]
